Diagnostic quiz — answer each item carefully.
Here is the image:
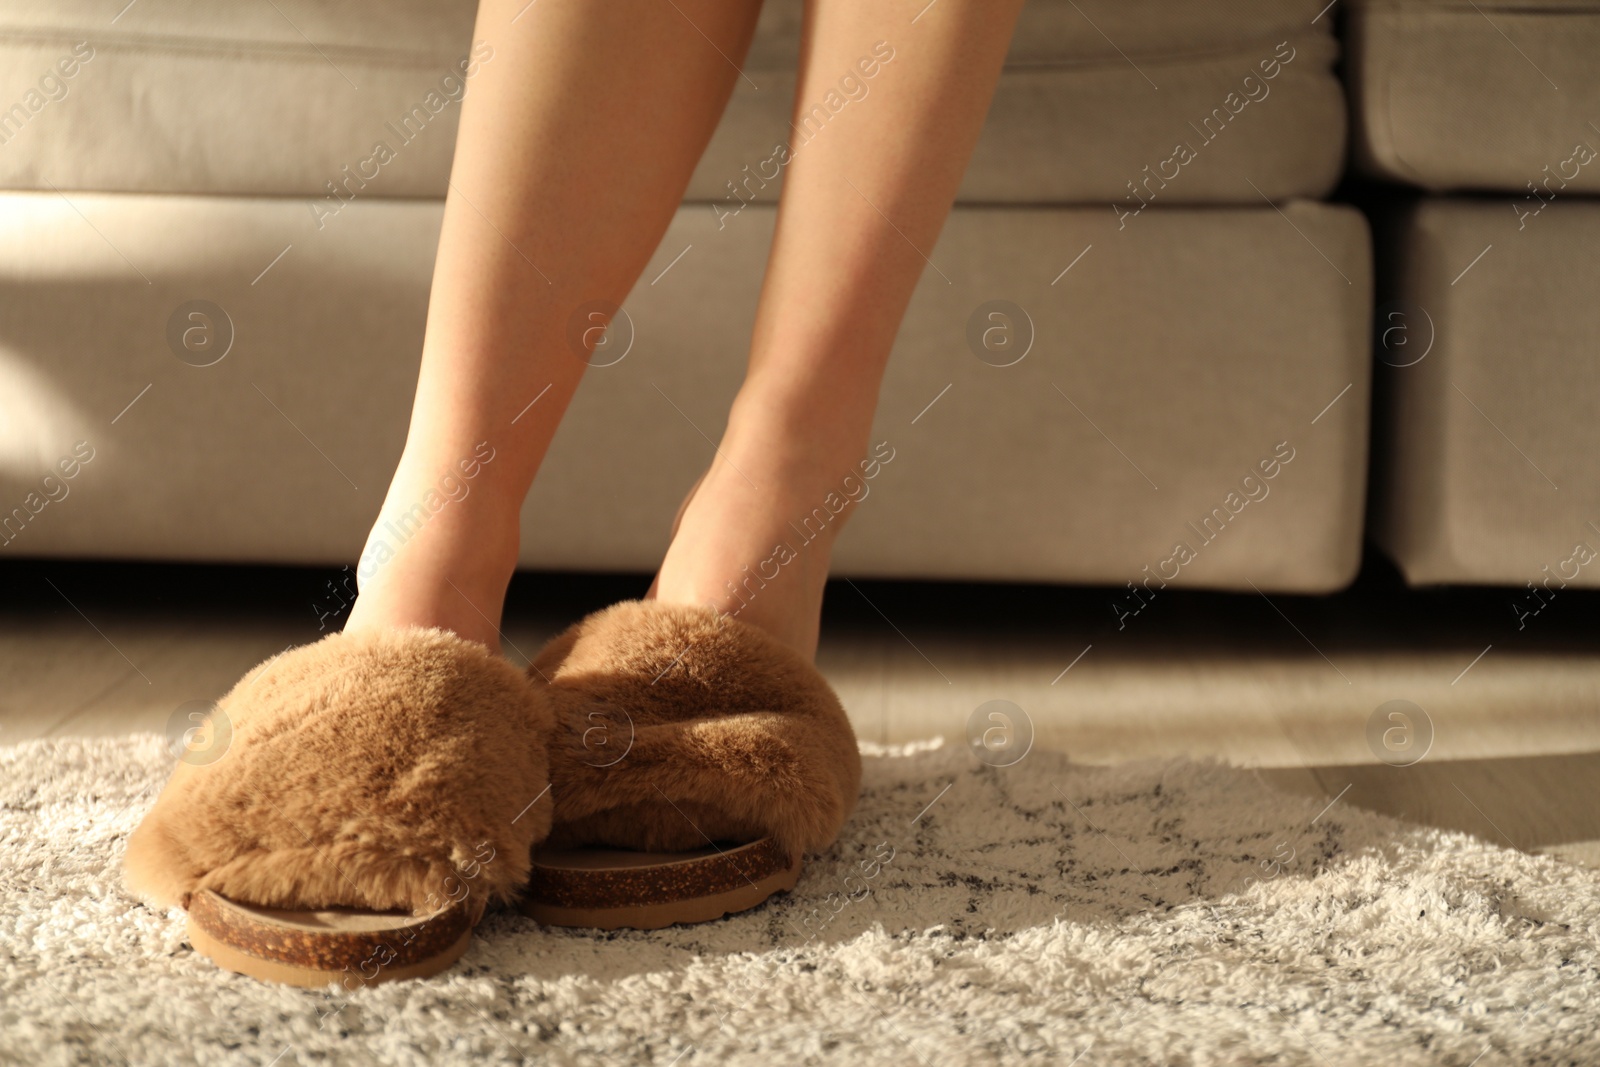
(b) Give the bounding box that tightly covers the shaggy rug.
[2,735,1596,1067]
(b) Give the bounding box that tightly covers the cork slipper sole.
[525,601,862,928]
[124,628,556,987]
[522,836,802,929]
[186,889,477,989]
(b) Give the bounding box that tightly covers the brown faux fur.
[530,601,861,858]
[124,628,553,916]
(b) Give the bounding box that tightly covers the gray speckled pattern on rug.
[2,734,1597,1067]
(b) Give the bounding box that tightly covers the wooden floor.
[4,557,1598,866]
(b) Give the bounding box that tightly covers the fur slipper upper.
[124,628,553,916]
[530,601,861,858]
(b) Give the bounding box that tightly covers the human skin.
[345,0,1027,661]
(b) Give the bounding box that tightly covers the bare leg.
[345,0,761,647]
[650,0,1026,659]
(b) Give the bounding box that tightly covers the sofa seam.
[0,28,456,67]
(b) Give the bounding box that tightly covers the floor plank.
[1258,752,1600,855]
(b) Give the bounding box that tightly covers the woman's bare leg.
[345,0,761,647]
[650,0,1026,659]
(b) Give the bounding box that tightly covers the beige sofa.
[1348,0,1600,587]
[0,0,1373,590]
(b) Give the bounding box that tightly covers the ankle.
[342,475,524,649]
[650,455,840,660]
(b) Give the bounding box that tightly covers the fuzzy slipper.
[123,628,553,988]
[520,600,860,929]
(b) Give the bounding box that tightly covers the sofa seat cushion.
[1373,198,1600,586]
[0,192,1368,590]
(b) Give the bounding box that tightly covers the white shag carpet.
[3,735,1597,1067]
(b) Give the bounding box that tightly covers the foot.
[124,626,553,918]
[343,444,523,650]
[648,400,889,661]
